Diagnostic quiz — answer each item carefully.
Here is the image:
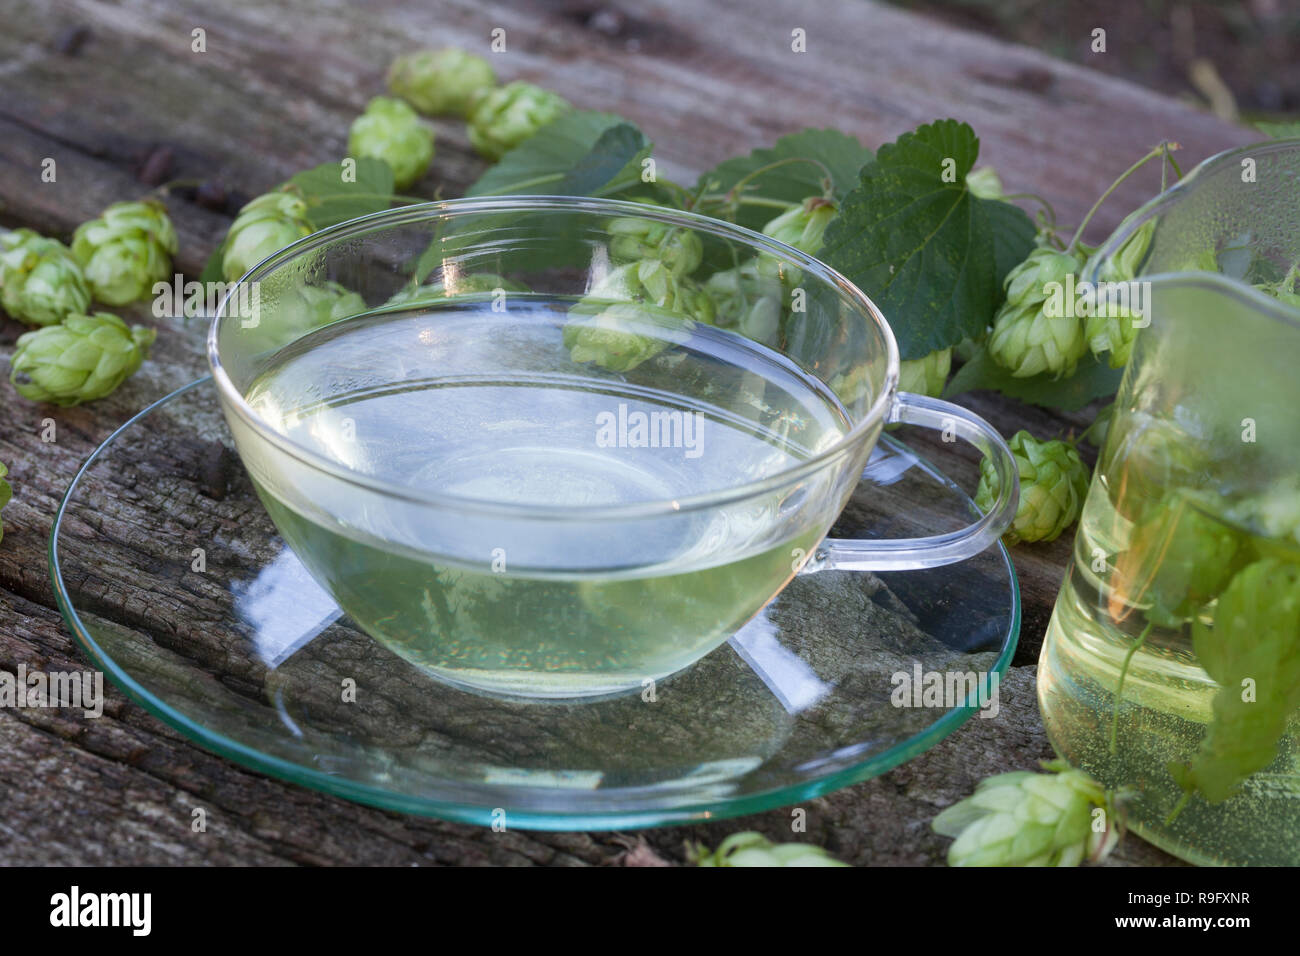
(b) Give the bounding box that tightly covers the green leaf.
[467,110,649,198]
[197,240,226,286]
[695,128,872,230]
[287,158,396,230]
[1255,120,1300,140]
[818,119,1036,360]
[1174,558,1300,804]
[944,345,1122,411]
[558,123,651,196]
[985,196,1039,310]
[418,113,652,283]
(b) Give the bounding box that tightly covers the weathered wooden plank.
[0,0,1255,257]
[0,0,1239,864]
[0,586,1175,865]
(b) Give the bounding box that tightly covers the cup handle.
[802,391,1019,573]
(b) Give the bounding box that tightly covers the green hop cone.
[1102,413,1216,522]
[348,96,434,190]
[10,312,156,406]
[987,247,1087,378]
[1086,219,1155,286]
[761,197,838,256]
[583,258,714,321]
[277,281,366,334]
[386,47,496,117]
[563,259,711,372]
[607,209,703,277]
[976,430,1089,545]
[1176,247,1220,273]
[828,363,872,406]
[756,197,837,280]
[221,191,315,283]
[1256,266,1300,311]
[1083,304,1143,369]
[690,832,849,867]
[898,347,953,398]
[563,302,692,372]
[1223,478,1300,557]
[0,230,91,326]
[1125,492,1244,627]
[964,165,1005,200]
[386,272,528,308]
[468,81,570,161]
[71,200,177,306]
[1082,220,1155,367]
[703,259,785,346]
[933,761,1121,867]
[0,461,10,545]
[1272,287,1300,309]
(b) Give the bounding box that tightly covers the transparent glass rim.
[1088,136,1300,330]
[207,196,901,521]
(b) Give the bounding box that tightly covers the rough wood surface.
[0,0,1254,866]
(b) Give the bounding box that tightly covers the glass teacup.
[209,198,1017,698]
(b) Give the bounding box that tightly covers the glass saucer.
[50,377,1018,830]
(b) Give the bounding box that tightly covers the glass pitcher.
[1038,139,1300,866]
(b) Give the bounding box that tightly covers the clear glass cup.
[1039,140,1300,865]
[210,197,1017,699]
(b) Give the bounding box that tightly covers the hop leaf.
[221,190,315,283]
[1172,559,1300,804]
[689,832,849,867]
[0,229,91,326]
[70,200,177,306]
[898,347,952,398]
[933,761,1121,867]
[386,47,496,117]
[987,247,1087,378]
[347,96,434,190]
[468,81,571,162]
[10,312,156,406]
[817,119,1037,360]
[976,430,1089,545]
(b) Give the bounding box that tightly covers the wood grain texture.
[0,0,1250,865]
